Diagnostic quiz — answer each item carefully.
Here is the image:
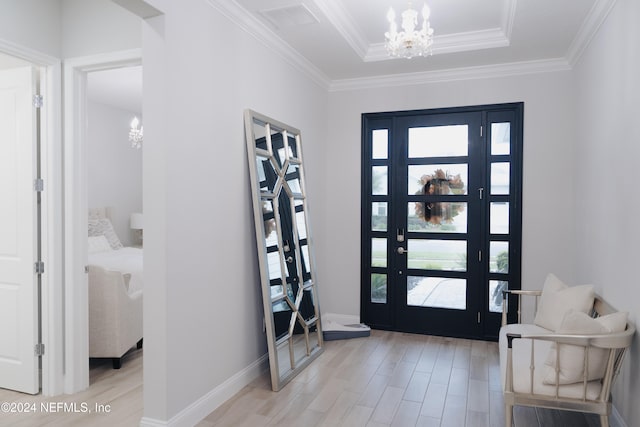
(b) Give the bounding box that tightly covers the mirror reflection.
[244,110,323,391]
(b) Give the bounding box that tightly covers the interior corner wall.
[140,1,328,421]
[87,101,142,246]
[323,72,576,318]
[571,0,640,425]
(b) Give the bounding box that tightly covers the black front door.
[361,103,523,340]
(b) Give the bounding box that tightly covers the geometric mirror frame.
[244,109,323,391]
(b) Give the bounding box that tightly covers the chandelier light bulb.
[129,116,143,149]
[384,2,434,59]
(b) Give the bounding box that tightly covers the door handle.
[397,247,408,255]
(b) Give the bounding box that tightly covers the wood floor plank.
[466,379,489,413]
[370,386,404,424]
[402,371,430,403]
[317,390,360,427]
[390,400,421,427]
[466,409,490,427]
[440,393,467,427]
[419,382,447,419]
[342,405,375,427]
[358,374,391,408]
[447,367,469,397]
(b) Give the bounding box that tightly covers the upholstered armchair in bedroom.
[88,265,143,369]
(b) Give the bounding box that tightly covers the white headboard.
[88,207,114,222]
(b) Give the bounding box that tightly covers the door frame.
[0,39,62,395]
[63,49,142,393]
[361,103,523,340]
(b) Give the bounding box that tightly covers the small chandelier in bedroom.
[384,2,434,59]
[129,116,143,149]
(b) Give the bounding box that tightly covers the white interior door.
[0,66,39,394]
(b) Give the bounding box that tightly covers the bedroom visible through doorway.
[86,65,144,378]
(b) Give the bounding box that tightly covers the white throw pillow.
[533,274,594,332]
[543,310,628,385]
[88,235,112,253]
[88,218,123,250]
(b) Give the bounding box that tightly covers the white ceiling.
[87,66,142,113]
[229,0,609,84]
[71,0,612,105]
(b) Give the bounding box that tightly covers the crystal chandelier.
[129,116,143,149]
[385,2,434,59]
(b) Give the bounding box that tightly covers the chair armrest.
[502,289,543,326]
[504,325,635,400]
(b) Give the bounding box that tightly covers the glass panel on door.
[407,276,467,310]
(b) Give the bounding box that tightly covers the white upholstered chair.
[88,265,143,369]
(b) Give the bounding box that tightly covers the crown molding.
[207,0,331,90]
[312,0,369,59]
[319,0,516,62]
[365,27,509,62]
[502,0,518,39]
[566,0,617,67]
[329,58,571,92]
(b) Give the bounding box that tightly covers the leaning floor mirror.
[244,110,323,391]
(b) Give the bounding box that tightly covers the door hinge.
[34,178,44,192]
[34,261,44,274]
[33,94,43,109]
[477,312,481,324]
[480,125,483,137]
[35,343,45,356]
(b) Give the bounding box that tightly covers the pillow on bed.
[88,218,123,250]
[88,235,112,253]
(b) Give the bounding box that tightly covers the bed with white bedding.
[87,207,143,368]
[88,247,143,294]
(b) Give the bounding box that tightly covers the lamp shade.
[130,213,143,230]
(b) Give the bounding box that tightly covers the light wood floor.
[0,347,142,427]
[0,331,601,427]
[198,330,600,427]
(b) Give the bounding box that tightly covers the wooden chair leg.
[600,414,609,427]
[505,403,513,427]
[112,358,122,369]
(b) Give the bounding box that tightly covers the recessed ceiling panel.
[260,4,319,29]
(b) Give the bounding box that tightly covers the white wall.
[572,0,640,425]
[141,1,328,422]
[62,0,141,58]
[87,101,142,246]
[322,73,576,317]
[0,0,62,58]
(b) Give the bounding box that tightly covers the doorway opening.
[361,103,523,340]
[86,65,143,380]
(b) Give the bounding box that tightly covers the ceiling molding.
[312,0,369,59]
[207,0,331,90]
[111,0,163,19]
[502,0,518,39]
[329,58,571,92]
[565,0,617,66]
[317,0,517,62]
[364,28,510,62]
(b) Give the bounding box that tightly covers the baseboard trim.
[611,405,628,427]
[139,353,269,427]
